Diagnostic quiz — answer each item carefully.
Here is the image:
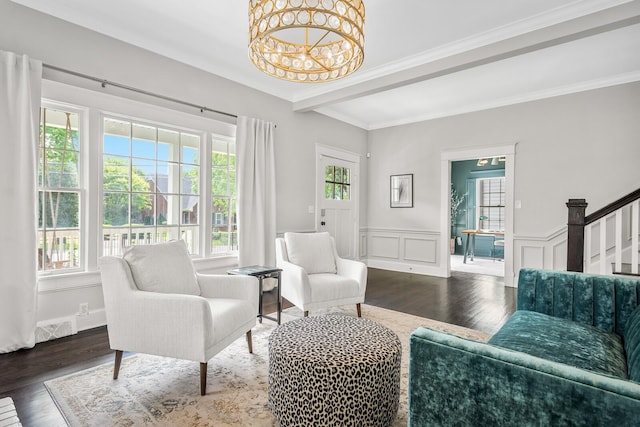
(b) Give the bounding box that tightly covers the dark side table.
[227,265,282,324]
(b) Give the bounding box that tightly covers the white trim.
[440,143,517,286]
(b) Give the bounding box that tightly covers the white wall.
[0,0,367,330]
[365,82,640,283]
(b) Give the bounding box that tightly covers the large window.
[476,177,505,231]
[211,136,237,254]
[38,106,82,272]
[102,117,201,255]
[37,89,238,282]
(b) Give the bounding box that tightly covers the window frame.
[38,80,237,291]
[475,176,506,231]
[37,100,88,276]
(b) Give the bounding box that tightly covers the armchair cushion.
[284,232,336,274]
[489,310,627,379]
[123,240,200,296]
[308,274,360,302]
[625,306,640,382]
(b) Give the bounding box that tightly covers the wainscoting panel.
[404,237,437,263]
[364,229,442,276]
[513,227,568,277]
[363,226,571,285]
[520,246,545,269]
[368,234,401,259]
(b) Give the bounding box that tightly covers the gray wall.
[366,82,640,277]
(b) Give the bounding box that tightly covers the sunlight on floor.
[451,254,504,277]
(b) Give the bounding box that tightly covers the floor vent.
[35,317,78,344]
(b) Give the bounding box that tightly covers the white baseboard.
[366,259,445,277]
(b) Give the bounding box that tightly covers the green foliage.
[102,157,151,226]
[451,185,467,233]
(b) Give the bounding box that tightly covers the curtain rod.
[43,63,238,120]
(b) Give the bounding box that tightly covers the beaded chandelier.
[248,0,365,83]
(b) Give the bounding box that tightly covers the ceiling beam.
[292,1,640,113]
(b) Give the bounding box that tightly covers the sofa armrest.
[409,327,640,427]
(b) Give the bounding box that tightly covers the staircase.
[566,188,640,276]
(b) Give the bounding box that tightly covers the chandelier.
[248,0,365,83]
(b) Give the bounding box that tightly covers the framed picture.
[390,174,413,208]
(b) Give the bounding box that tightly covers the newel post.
[566,199,588,272]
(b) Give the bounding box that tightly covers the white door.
[316,147,359,259]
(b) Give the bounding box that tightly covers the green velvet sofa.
[409,268,640,426]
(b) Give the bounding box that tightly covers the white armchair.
[99,240,258,395]
[275,232,367,317]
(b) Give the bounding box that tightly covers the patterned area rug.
[45,304,490,426]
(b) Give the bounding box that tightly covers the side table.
[227,265,282,324]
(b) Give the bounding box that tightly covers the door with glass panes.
[317,155,357,259]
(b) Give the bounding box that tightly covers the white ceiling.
[12,0,640,130]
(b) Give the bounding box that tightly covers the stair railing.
[566,188,640,275]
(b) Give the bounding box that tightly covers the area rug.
[45,304,490,426]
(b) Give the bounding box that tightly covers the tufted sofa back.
[517,268,640,337]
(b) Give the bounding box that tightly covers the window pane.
[325,166,334,181]
[181,133,200,165]
[229,170,236,197]
[342,185,350,200]
[335,184,343,200]
[212,167,229,196]
[38,191,80,271]
[104,118,131,156]
[335,167,343,183]
[130,192,153,226]
[103,156,130,191]
[181,195,199,225]
[44,149,80,188]
[103,192,129,226]
[132,139,156,160]
[325,183,334,199]
[343,168,350,184]
[182,165,199,195]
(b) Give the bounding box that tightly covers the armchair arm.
[336,256,368,293]
[197,273,259,314]
[106,290,215,362]
[278,260,311,306]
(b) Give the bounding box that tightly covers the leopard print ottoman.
[268,315,402,427]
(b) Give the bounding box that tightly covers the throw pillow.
[123,240,200,295]
[625,305,640,382]
[284,232,337,274]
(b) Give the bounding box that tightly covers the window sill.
[38,271,102,293]
[37,255,240,293]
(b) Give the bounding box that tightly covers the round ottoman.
[268,315,402,427]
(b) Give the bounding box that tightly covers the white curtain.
[0,51,42,353]
[237,116,277,269]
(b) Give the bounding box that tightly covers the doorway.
[440,144,516,286]
[315,144,360,259]
[450,160,505,277]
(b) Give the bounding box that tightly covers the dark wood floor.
[0,268,515,427]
